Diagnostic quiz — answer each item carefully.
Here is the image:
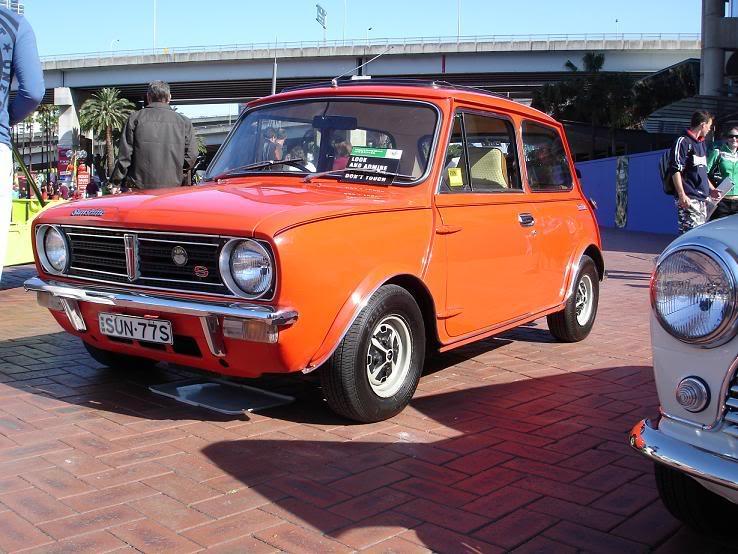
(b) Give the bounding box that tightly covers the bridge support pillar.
[54,87,85,149]
[700,0,729,96]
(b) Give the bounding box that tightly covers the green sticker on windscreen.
[349,146,403,159]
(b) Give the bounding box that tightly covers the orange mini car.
[26,80,603,422]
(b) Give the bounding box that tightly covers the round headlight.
[652,248,736,345]
[224,240,273,297]
[41,226,68,273]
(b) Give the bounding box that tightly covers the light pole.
[615,18,619,37]
[457,0,461,41]
[153,0,158,53]
[343,0,347,43]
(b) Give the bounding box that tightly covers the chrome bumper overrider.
[630,418,738,491]
[24,277,298,357]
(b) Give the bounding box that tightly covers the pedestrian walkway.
[0,231,730,553]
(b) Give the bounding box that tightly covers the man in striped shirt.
[669,110,720,234]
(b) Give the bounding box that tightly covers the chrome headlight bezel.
[651,238,738,348]
[218,238,275,300]
[35,224,69,275]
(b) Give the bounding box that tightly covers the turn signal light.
[676,377,710,413]
[223,318,278,344]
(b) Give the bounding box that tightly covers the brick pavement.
[0,232,733,553]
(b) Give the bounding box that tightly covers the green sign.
[350,147,402,159]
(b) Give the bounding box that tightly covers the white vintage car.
[631,217,738,533]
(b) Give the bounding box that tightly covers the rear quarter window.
[521,121,573,192]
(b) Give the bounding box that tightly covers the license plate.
[98,313,173,344]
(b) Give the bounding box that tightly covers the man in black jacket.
[111,81,195,189]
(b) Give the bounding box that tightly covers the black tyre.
[320,285,425,423]
[83,341,159,371]
[655,463,738,535]
[547,255,599,342]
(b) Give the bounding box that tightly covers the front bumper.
[630,418,738,492]
[24,276,298,357]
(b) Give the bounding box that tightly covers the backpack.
[659,150,675,195]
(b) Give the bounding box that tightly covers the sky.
[23,0,704,118]
[27,0,702,57]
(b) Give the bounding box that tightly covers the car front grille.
[63,226,232,296]
[721,373,738,437]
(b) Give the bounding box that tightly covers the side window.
[462,113,521,192]
[521,121,573,191]
[439,113,468,193]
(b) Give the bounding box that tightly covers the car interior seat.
[467,147,508,190]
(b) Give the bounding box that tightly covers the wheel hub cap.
[575,274,594,326]
[366,316,412,398]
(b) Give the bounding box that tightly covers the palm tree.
[37,105,60,174]
[532,52,635,159]
[79,88,135,177]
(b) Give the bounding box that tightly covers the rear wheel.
[320,285,425,423]
[655,463,738,535]
[83,342,159,371]
[547,255,599,342]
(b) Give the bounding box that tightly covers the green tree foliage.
[79,88,135,176]
[532,53,636,158]
[532,53,699,159]
[631,63,698,125]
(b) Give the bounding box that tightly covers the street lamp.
[457,0,461,41]
[153,0,158,53]
[110,39,120,54]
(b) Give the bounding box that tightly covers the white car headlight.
[220,239,273,298]
[652,245,737,346]
[37,225,69,274]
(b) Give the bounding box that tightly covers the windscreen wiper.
[303,167,415,184]
[210,158,308,181]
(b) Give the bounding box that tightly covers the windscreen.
[206,98,438,183]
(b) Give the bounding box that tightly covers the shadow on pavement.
[0,264,36,291]
[600,228,675,255]
[200,371,665,552]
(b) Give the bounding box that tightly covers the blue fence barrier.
[577,149,678,235]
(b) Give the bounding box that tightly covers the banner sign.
[341,146,403,185]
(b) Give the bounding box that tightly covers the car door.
[435,110,538,339]
[520,120,584,309]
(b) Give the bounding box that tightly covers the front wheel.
[547,255,599,342]
[655,463,738,535]
[320,285,425,423]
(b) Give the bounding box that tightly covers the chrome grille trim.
[138,238,220,247]
[721,358,738,436]
[123,234,140,282]
[59,226,235,298]
[140,276,224,286]
[69,266,128,277]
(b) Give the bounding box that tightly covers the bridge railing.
[40,32,701,62]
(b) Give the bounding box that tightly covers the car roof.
[247,79,557,125]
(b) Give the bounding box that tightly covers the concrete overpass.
[41,33,699,103]
[33,33,700,149]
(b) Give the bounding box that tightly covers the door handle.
[518,213,535,227]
